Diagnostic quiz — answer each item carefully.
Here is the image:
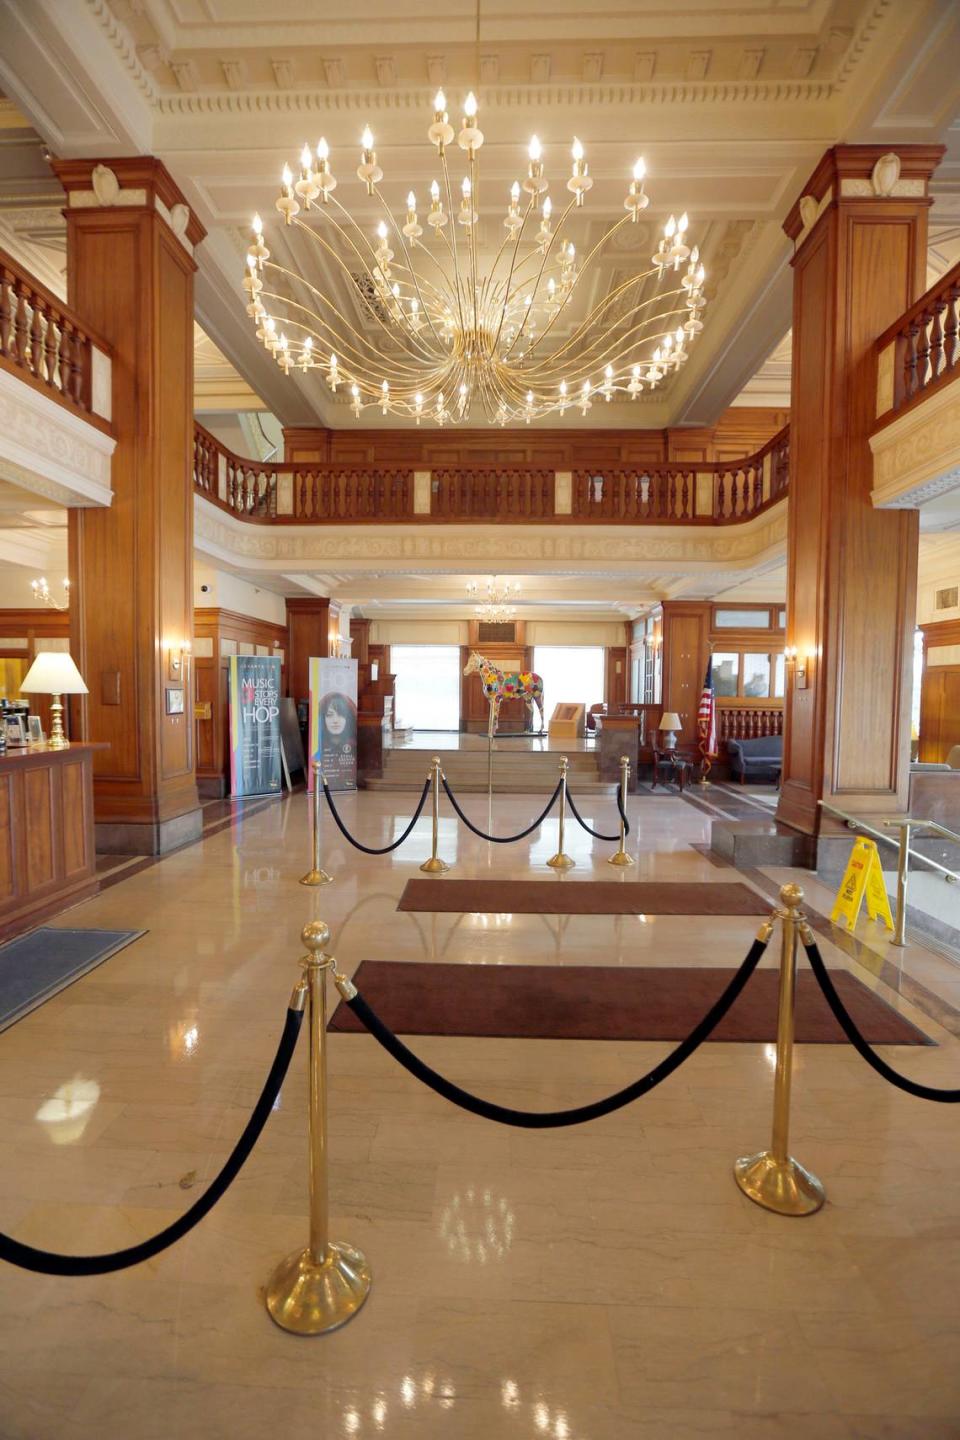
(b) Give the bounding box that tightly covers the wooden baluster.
[57,318,72,400]
[0,267,11,359]
[902,321,919,400]
[943,285,959,376]
[915,308,932,393]
[12,280,29,367]
[928,298,945,383]
[716,473,726,520]
[67,325,85,405]
[28,293,43,381]
[680,472,689,519]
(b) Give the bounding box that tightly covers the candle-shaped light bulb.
[510,180,520,203]
[381,379,388,393]
[351,383,359,397]
[434,89,446,113]
[317,137,329,161]
[665,214,677,238]
[407,191,416,212]
[559,379,567,395]
[415,392,423,407]
[605,363,613,379]
[431,179,440,202]
[300,143,312,170]
[678,212,688,234]
[281,164,293,189]
[361,126,374,152]
[252,213,263,235]
[542,195,552,219]
[462,176,472,198]
[377,220,388,241]
[464,91,478,118]
[571,137,584,162]
[633,157,646,182]
[246,253,257,271]
[582,379,591,393]
[528,135,542,162]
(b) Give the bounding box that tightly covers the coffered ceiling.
[0,0,957,433]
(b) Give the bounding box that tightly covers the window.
[714,609,770,629]
[743,654,771,698]
[713,652,740,697]
[392,645,461,730]
[533,646,606,715]
[774,652,785,698]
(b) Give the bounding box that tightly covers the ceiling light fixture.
[242,98,708,426]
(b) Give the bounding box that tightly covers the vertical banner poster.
[308,656,358,792]
[228,654,282,797]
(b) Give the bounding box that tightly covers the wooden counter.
[0,742,107,942]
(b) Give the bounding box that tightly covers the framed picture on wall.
[165,687,185,715]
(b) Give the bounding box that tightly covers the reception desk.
[0,742,105,942]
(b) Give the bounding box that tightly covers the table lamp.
[19,652,88,750]
[658,711,682,750]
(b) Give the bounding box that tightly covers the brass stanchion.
[266,921,371,1334]
[607,754,635,868]
[546,756,575,871]
[300,762,333,886]
[419,756,450,874]
[734,883,825,1216]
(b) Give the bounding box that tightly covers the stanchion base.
[607,850,635,867]
[300,869,334,887]
[419,856,450,874]
[546,853,576,870]
[734,1150,825,1216]
[265,1241,371,1335]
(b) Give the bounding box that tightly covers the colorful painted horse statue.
[463,651,545,737]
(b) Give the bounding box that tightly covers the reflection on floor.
[387,729,598,753]
[0,786,958,1437]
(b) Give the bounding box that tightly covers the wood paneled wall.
[776,144,942,838]
[55,157,206,853]
[283,406,787,468]
[919,618,960,763]
[193,607,288,797]
[0,609,71,737]
[286,598,340,704]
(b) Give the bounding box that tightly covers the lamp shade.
[20,652,88,695]
[658,712,682,731]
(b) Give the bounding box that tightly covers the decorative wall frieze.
[870,378,960,510]
[194,494,787,576]
[0,366,115,507]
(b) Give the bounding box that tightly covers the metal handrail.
[819,800,959,949]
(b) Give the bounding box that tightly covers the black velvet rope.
[441,776,562,844]
[566,787,630,842]
[343,934,769,1128]
[0,1006,304,1276]
[323,777,431,855]
[803,936,960,1103]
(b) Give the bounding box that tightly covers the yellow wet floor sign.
[830,838,894,932]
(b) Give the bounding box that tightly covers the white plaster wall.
[193,562,287,626]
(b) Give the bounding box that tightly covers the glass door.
[392,645,462,730]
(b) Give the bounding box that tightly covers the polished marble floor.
[1,787,958,1439]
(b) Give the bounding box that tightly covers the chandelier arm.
[258,273,438,383]
[368,183,451,356]
[500,191,580,363]
[519,208,644,362]
[468,146,481,344]
[273,245,457,379]
[524,279,685,375]
[283,224,438,369]
[520,312,690,392]
[439,146,469,340]
[490,193,539,357]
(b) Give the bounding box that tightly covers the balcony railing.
[193,422,790,527]
[874,259,960,426]
[718,706,784,742]
[0,248,112,428]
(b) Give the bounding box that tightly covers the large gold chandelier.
[243,92,708,427]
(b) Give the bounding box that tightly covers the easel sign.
[830,837,894,933]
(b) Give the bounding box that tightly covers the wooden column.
[54,158,206,854]
[776,145,944,840]
[286,598,339,703]
[660,601,710,746]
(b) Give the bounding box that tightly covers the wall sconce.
[784,645,811,690]
[167,641,190,681]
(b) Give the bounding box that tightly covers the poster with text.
[308,656,358,792]
[228,654,282,797]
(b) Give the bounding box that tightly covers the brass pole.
[608,754,635,867]
[300,761,333,886]
[892,821,910,948]
[420,755,450,874]
[266,921,371,1334]
[547,756,575,870]
[734,883,825,1216]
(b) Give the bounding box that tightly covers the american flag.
[697,658,717,757]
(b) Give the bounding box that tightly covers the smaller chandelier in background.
[467,577,520,622]
[31,577,70,611]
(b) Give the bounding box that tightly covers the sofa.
[726,734,783,784]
